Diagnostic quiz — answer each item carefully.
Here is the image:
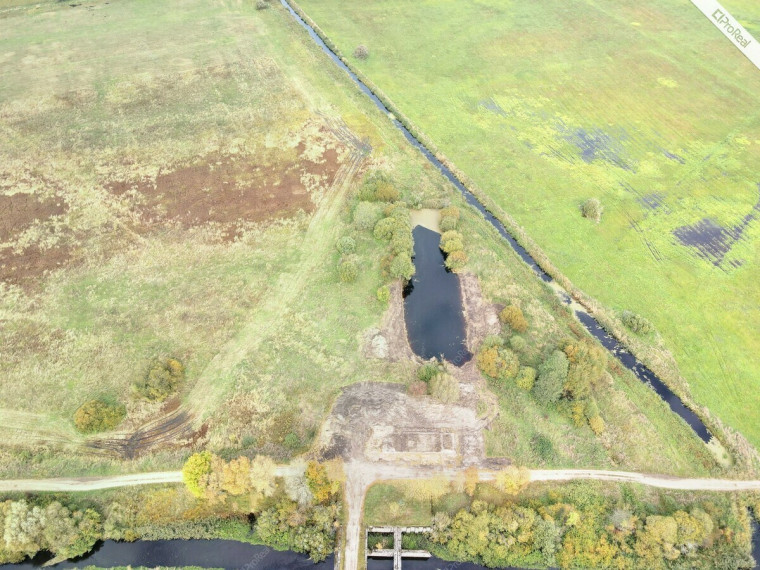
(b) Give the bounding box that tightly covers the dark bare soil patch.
[109,146,341,239]
[0,193,70,287]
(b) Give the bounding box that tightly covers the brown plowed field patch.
[0,193,69,287]
[110,145,341,239]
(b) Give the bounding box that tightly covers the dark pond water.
[278,0,714,444]
[753,520,760,569]
[403,226,472,365]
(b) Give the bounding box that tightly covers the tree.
[533,350,568,405]
[445,250,468,271]
[182,451,212,498]
[221,456,252,496]
[73,399,126,433]
[373,217,396,240]
[440,230,464,253]
[335,236,356,254]
[338,258,358,283]
[305,461,339,504]
[429,372,460,404]
[563,340,607,400]
[476,345,519,381]
[500,305,528,333]
[353,201,382,231]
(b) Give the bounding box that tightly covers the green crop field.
[295,0,760,448]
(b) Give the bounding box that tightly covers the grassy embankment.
[295,0,760,450]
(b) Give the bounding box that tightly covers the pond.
[403,226,472,366]
[279,0,714,445]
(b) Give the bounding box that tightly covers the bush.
[408,380,428,396]
[622,310,654,334]
[373,217,396,240]
[588,415,605,435]
[338,259,358,283]
[73,399,126,433]
[255,0,269,9]
[581,198,603,222]
[515,366,537,391]
[376,285,390,304]
[495,466,530,495]
[563,340,607,400]
[417,362,441,382]
[533,350,569,405]
[476,346,519,381]
[354,44,369,60]
[359,172,397,202]
[499,305,528,333]
[430,373,460,404]
[133,358,185,401]
[390,230,413,255]
[439,215,458,232]
[440,206,460,221]
[445,250,467,272]
[335,236,356,255]
[509,335,528,353]
[440,230,464,253]
[390,254,415,281]
[353,201,382,231]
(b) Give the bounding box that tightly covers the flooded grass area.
[292,0,760,449]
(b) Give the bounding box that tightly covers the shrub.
[476,346,519,381]
[533,350,569,405]
[373,217,396,240]
[354,44,369,60]
[305,461,339,504]
[563,340,607,400]
[335,236,356,255]
[376,285,390,304]
[417,362,441,382]
[255,0,269,9]
[390,255,415,281]
[440,206,460,221]
[133,358,185,401]
[440,230,464,253]
[445,250,467,271]
[589,414,605,435]
[531,433,556,462]
[581,198,603,222]
[284,432,301,450]
[390,230,413,255]
[408,380,428,396]
[430,372,460,404]
[359,172,397,202]
[499,305,528,333]
[353,201,382,231]
[338,259,358,283]
[622,310,654,334]
[495,466,530,495]
[439,215,458,232]
[515,366,537,391]
[73,399,126,433]
[509,335,528,353]
[183,451,213,498]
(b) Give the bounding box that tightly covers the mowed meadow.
[0,0,454,474]
[295,0,760,447]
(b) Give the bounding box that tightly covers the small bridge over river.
[365,526,432,570]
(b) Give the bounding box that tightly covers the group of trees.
[181,453,341,562]
[477,298,609,436]
[0,500,102,564]
[425,483,749,570]
[438,207,468,271]
[73,356,186,434]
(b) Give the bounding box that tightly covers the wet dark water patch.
[403,226,472,365]
[663,150,686,164]
[673,188,760,268]
[0,540,333,570]
[280,0,713,443]
[752,519,760,569]
[638,192,666,211]
[558,125,634,171]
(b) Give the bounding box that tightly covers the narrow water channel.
[279,0,714,444]
[403,226,472,365]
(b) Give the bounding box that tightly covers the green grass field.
[295,0,760,448]
[722,0,760,37]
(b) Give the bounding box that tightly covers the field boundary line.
[689,0,760,71]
